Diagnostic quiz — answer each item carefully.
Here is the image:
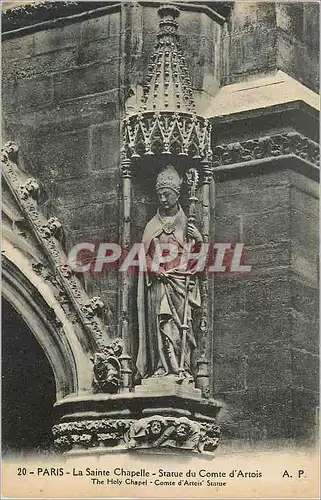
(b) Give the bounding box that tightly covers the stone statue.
[91,339,123,393]
[136,165,202,382]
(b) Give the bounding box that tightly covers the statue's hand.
[187,222,203,243]
[156,270,168,283]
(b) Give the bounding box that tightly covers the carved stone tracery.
[122,111,212,161]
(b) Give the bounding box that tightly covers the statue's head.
[147,419,164,437]
[175,422,190,439]
[156,165,181,212]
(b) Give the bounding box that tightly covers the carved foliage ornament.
[52,419,132,452]
[213,132,320,167]
[52,416,221,454]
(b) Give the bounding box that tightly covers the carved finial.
[157,3,180,43]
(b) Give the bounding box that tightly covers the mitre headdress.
[156,165,182,195]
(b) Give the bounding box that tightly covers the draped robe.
[136,206,201,379]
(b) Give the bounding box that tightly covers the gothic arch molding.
[2,240,93,402]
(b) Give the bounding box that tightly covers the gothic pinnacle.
[140,2,196,114]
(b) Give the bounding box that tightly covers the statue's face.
[176,423,190,439]
[149,421,163,436]
[157,188,179,211]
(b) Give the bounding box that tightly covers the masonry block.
[244,272,291,313]
[290,186,319,219]
[35,128,89,179]
[292,248,318,284]
[213,354,246,393]
[218,389,296,441]
[30,92,118,134]
[3,48,78,83]
[213,313,292,355]
[80,12,121,42]
[2,33,34,61]
[229,28,277,81]
[291,210,319,263]
[5,75,53,112]
[215,171,291,198]
[290,308,319,354]
[213,215,242,242]
[78,36,120,65]
[277,31,319,91]
[227,2,277,82]
[292,349,319,392]
[55,171,120,209]
[90,120,120,171]
[34,24,80,55]
[291,390,319,441]
[246,345,292,390]
[243,209,291,246]
[246,241,291,270]
[302,3,320,51]
[246,390,294,440]
[214,277,247,317]
[53,60,119,101]
[64,201,119,232]
[290,275,319,317]
[215,184,290,218]
[69,225,119,249]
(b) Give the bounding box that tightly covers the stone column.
[195,159,213,397]
[119,157,132,354]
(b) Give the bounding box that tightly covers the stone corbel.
[52,415,221,454]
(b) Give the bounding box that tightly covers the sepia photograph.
[1,0,320,498]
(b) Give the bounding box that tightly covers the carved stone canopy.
[122,3,212,163]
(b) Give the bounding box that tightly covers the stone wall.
[223,2,319,92]
[224,2,277,84]
[213,168,319,446]
[3,6,123,336]
[276,3,319,92]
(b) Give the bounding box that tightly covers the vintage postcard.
[1,0,320,498]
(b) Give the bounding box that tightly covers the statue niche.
[136,165,202,383]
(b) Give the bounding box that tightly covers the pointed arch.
[2,233,93,402]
